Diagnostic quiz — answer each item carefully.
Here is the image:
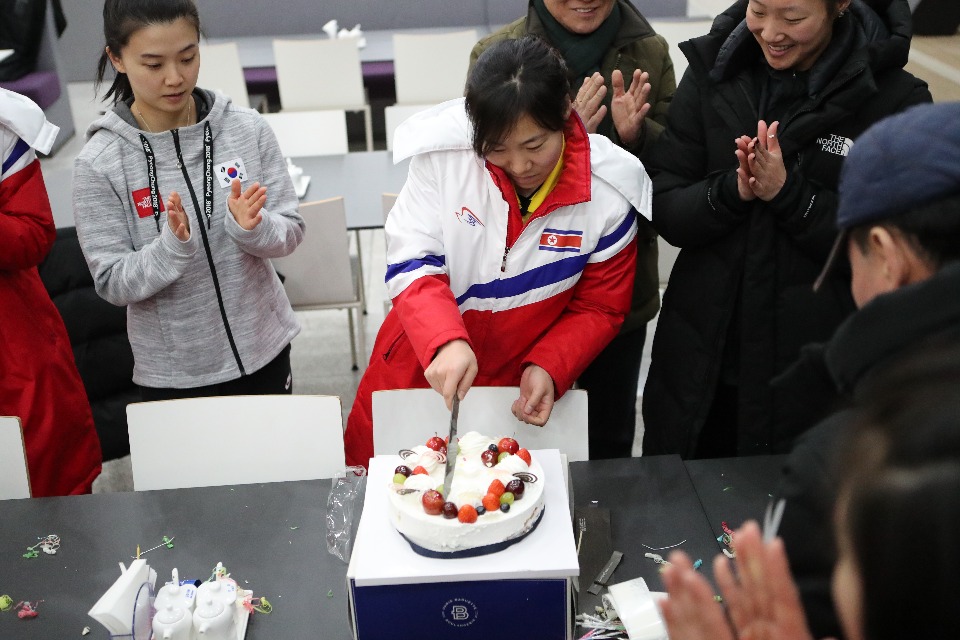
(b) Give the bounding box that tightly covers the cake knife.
[441,394,460,501]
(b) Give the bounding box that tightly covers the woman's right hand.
[424,339,478,411]
[573,73,608,133]
[166,191,190,241]
[735,135,757,202]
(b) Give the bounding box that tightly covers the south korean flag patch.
[215,158,247,188]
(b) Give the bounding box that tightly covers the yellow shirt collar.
[520,137,565,221]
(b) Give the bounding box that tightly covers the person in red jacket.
[343,38,649,467]
[0,88,101,496]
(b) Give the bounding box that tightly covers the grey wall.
[199,0,503,37]
[58,0,106,83]
[57,0,686,82]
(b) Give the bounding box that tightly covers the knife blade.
[440,394,460,501]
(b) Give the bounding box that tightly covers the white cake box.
[347,449,578,639]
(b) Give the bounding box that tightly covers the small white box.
[347,449,578,639]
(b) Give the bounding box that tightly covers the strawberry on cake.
[387,431,546,557]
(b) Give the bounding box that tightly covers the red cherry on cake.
[421,490,444,515]
[480,450,497,467]
[516,448,532,465]
[498,437,520,455]
[426,436,446,451]
[505,478,525,499]
[395,465,412,477]
[441,501,458,519]
[458,504,478,524]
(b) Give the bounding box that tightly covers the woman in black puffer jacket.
[642,0,930,458]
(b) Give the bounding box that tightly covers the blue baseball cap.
[814,102,960,291]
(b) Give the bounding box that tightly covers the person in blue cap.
[766,101,960,638]
[660,340,960,640]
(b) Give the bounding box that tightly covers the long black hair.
[464,36,570,158]
[95,0,201,104]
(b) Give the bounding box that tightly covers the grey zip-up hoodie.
[73,89,303,388]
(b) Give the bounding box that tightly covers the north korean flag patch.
[215,158,247,188]
[539,228,583,253]
[131,187,165,218]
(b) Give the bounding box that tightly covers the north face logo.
[816,134,853,157]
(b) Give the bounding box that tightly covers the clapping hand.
[573,72,608,133]
[735,121,787,202]
[227,178,267,230]
[610,68,652,147]
[511,364,555,426]
[165,191,190,241]
[660,551,736,640]
[661,521,819,640]
[424,339,479,411]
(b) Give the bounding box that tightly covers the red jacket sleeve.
[0,159,55,271]
[392,273,473,370]
[523,238,637,396]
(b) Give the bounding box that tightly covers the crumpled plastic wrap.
[326,466,367,563]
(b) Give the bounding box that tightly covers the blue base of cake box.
[350,577,571,639]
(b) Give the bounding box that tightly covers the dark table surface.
[0,480,354,639]
[571,456,719,592]
[685,455,788,545]
[0,456,785,639]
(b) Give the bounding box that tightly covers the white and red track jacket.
[1,88,102,495]
[344,99,651,466]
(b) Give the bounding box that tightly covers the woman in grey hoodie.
[74,0,304,400]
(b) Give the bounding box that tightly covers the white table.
[295,150,409,230]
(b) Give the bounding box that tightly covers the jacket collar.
[486,112,592,243]
[825,262,960,393]
[86,89,224,147]
[523,0,656,52]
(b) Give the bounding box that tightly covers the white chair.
[384,104,431,152]
[197,41,254,110]
[0,416,32,499]
[392,30,476,105]
[273,197,366,370]
[127,395,345,491]
[381,192,398,223]
[372,387,589,461]
[261,110,349,157]
[380,193,399,314]
[272,38,374,151]
[658,236,681,286]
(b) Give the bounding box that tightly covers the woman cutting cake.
[344,36,651,467]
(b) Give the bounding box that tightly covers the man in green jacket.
[471,0,676,458]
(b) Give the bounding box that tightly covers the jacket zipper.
[171,128,246,376]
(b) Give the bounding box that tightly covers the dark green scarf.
[533,0,621,79]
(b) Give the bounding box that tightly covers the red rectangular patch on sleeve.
[131,187,165,219]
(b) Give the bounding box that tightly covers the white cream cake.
[387,431,545,556]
